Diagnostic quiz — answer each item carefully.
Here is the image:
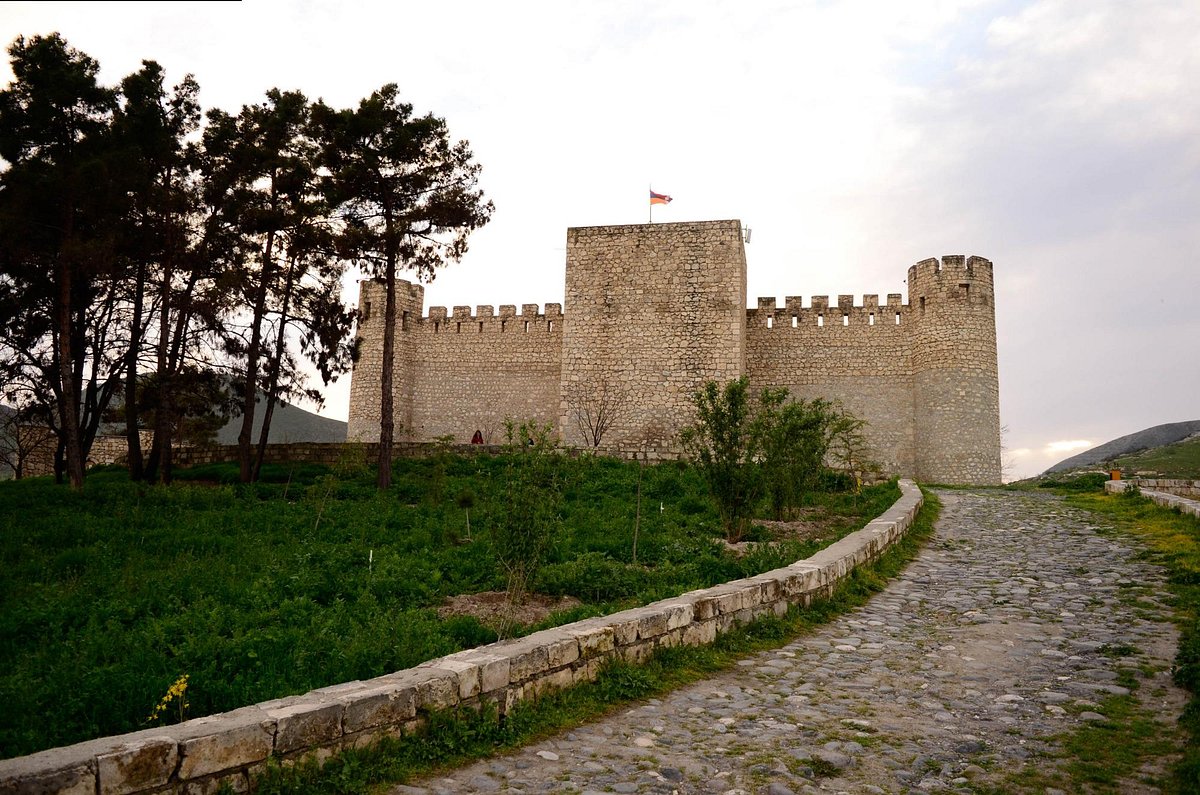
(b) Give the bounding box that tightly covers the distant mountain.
[214,399,347,445]
[1044,420,1200,474]
[1,397,347,448]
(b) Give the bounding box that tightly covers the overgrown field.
[0,454,898,759]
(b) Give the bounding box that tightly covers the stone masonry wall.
[344,223,1001,484]
[746,294,915,476]
[0,482,923,795]
[409,303,563,444]
[559,221,747,454]
[348,280,563,445]
[1106,479,1200,518]
[1113,478,1200,500]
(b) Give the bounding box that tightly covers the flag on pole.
[650,190,672,205]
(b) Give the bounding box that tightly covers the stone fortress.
[347,220,1001,485]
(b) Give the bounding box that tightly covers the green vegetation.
[1111,435,1200,479]
[679,378,874,541]
[0,454,899,758]
[251,491,939,795]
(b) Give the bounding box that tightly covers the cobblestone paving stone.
[392,490,1182,794]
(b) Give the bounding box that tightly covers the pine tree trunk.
[124,260,146,480]
[238,229,276,483]
[56,262,84,489]
[377,258,396,490]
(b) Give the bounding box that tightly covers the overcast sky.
[3,0,1197,480]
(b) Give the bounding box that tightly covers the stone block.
[636,610,669,640]
[424,658,482,700]
[714,589,743,615]
[663,602,694,630]
[508,642,550,682]
[97,735,177,795]
[682,620,717,646]
[573,659,603,685]
[738,583,763,608]
[545,634,581,669]
[406,668,459,712]
[530,667,575,697]
[565,625,615,658]
[342,682,417,733]
[176,712,274,780]
[0,756,95,795]
[452,652,511,694]
[266,700,342,756]
[610,613,642,646]
[181,771,249,795]
[693,595,720,621]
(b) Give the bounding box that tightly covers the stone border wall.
[0,481,923,795]
[1116,478,1200,499]
[1105,479,1200,518]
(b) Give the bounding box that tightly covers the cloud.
[1043,440,1093,455]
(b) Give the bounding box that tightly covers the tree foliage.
[679,378,763,541]
[0,34,482,488]
[312,85,493,489]
[680,378,873,539]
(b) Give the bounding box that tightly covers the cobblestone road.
[393,490,1182,794]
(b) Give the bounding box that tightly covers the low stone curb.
[1105,479,1200,518]
[0,481,923,795]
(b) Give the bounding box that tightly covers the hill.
[1110,434,1200,479]
[1044,420,1200,475]
[213,399,347,445]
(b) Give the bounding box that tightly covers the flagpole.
[648,184,652,224]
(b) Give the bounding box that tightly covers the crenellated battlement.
[748,293,908,329]
[412,303,563,335]
[907,255,994,297]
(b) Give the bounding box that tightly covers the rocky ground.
[390,489,1184,794]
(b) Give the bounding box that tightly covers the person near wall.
[471,430,483,444]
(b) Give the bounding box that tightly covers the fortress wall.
[560,221,747,453]
[347,281,563,445]
[746,294,915,476]
[407,303,564,443]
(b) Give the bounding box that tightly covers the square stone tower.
[559,221,748,454]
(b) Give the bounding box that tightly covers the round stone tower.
[908,255,1001,485]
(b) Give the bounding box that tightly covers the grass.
[1113,436,1200,479]
[250,490,940,794]
[0,454,898,759]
